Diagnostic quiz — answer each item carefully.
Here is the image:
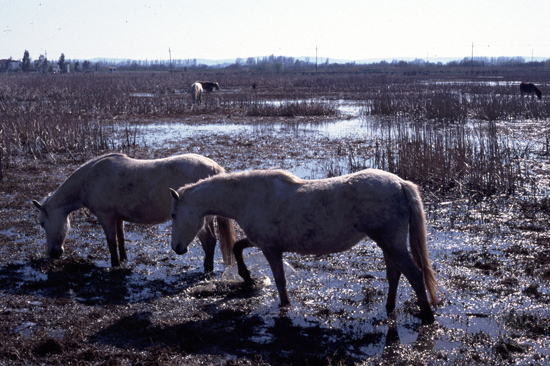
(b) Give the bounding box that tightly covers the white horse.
[33,153,236,271]
[190,82,203,105]
[170,169,439,324]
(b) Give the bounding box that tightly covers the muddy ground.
[1,107,550,365]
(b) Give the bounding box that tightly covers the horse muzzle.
[172,243,188,255]
[49,246,63,259]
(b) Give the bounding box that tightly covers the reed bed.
[246,100,338,117]
[367,120,525,197]
[369,89,550,122]
[1,72,549,200]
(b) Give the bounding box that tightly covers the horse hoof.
[279,299,291,307]
[203,266,214,274]
[243,278,255,288]
[49,247,63,259]
[421,312,436,325]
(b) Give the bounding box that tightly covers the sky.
[2,0,549,63]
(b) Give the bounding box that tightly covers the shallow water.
[11,212,546,363]
[121,108,550,362]
[2,102,549,364]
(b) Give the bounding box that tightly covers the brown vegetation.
[1,69,550,365]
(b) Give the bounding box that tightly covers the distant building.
[109,66,117,72]
[0,59,21,72]
[33,56,48,73]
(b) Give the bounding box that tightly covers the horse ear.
[170,188,180,200]
[32,200,43,211]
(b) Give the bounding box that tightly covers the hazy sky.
[2,0,549,62]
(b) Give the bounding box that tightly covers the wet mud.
[1,102,550,365]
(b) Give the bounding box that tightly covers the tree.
[246,57,256,66]
[57,53,66,73]
[40,55,48,73]
[22,50,31,72]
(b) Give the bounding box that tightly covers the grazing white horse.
[190,82,203,104]
[33,153,236,271]
[170,169,439,324]
[520,82,542,100]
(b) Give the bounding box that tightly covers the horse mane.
[260,169,304,184]
[177,169,304,202]
[224,169,304,185]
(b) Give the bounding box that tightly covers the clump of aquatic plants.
[246,100,338,117]
[368,81,550,122]
[504,309,550,337]
[370,91,467,123]
[341,118,526,198]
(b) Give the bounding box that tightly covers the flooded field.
[1,73,550,365]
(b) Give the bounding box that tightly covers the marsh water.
[2,96,550,365]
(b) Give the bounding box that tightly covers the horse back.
[244,169,411,254]
[83,154,223,223]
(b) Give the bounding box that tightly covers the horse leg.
[383,252,402,316]
[376,226,434,325]
[197,219,216,273]
[116,219,127,262]
[233,238,253,286]
[99,218,120,267]
[262,247,290,306]
[387,250,434,324]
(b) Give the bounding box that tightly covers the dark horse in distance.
[197,81,220,92]
[520,82,542,100]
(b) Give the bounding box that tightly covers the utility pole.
[316,45,318,73]
[471,42,474,75]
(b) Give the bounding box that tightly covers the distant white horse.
[33,153,236,271]
[170,169,439,324]
[190,82,203,104]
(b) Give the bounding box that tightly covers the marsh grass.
[333,118,527,198]
[0,72,547,199]
[504,309,550,336]
[246,100,338,117]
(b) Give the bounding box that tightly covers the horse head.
[32,198,70,259]
[169,188,205,255]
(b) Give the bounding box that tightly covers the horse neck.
[49,171,86,215]
[188,177,248,220]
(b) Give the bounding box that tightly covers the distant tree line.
[2,50,550,74]
[1,50,98,73]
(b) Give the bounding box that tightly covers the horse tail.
[402,181,439,308]
[216,216,236,265]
